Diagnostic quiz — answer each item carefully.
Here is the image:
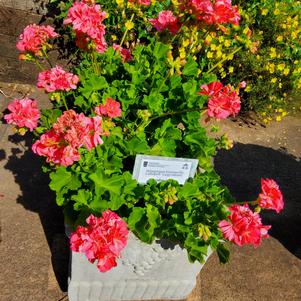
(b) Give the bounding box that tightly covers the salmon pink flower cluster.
[113,44,133,63]
[4,98,40,131]
[149,10,180,35]
[95,98,122,118]
[182,0,240,25]
[219,204,271,248]
[128,0,150,6]
[64,1,107,53]
[199,81,241,119]
[16,24,58,57]
[258,178,284,213]
[70,211,129,272]
[37,66,80,93]
[32,110,104,166]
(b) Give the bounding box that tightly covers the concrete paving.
[0,82,301,301]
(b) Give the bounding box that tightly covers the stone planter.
[67,231,212,301]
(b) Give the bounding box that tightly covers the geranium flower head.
[37,66,79,93]
[4,98,40,131]
[258,178,284,213]
[113,44,133,63]
[128,0,151,6]
[95,98,122,118]
[16,24,58,56]
[219,204,271,248]
[149,10,180,35]
[64,2,107,53]
[32,110,104,166]
[70,211,129,272]
[199,81,241,119]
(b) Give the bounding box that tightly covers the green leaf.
[153,42,169,60]
[72,190,91,210]
[179,182,199,199]
[128,207,145,229]
[126,137,150,155]
[49,167,81,193]
[216,243,230,264]
[182,57,198,76]
[143,92,164,114]
[89,170,123,197]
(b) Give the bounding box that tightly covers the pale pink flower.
[149,10,180,35]
[37,66,79,93]
[70,211,129,272]
[239,81,247,89]
[4,98,40,131]
[82,116,104,150]
[95,98,122,118]
[199,81,241,119]
[258,178,284,213]
[64,2,107,53]
[16,24,58,56]
[113,44,133,63]
[219,204,271,248]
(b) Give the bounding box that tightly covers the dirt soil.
[0,82,301,301]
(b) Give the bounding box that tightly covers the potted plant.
[4,0,284,300]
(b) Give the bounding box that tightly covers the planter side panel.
[68,234,211,301]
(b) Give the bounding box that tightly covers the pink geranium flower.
[70,211,129,272]
[128,0,151,6]
[182,0,240,26]
[32,110,104,166]
[219,204,271,248]
[4,98,40,131]
[113,44,133,63]
[37,66,79,93]
[199,81,241,119]
[258,178,284,213]
[95,98,122,118]
[64,2,107,53]
[149,10,180,35]
[16,24,58,56]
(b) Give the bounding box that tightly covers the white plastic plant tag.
[133,155,199,185]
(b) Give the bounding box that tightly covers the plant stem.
[61,94,69,110]
[120,13,135,47]
[42,49,53,68]
[150,107,203,122]
[35,59,44,71]
[206,46,243,74]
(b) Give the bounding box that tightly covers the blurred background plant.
[50,0,301,123]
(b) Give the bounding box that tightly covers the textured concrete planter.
[68,232,211,301]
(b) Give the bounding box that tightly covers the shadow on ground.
[3,133,69,292]
[215,143,301,259]
[3,138,301,293]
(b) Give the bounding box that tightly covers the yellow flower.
[207,51,213,58]
[261,8,268,16]
[111,35,117,41]
[116,0,124,7]
[179,48,186,59]
[283,68,290,76]
[125,20,134,30]
[228,66,234,73]
[182,39,190,47]
[279,83,282,88]
[269,47,277,59]
[216,50,222,58]
[274,8,280,15]
[277,63,285,71]
[271,77,277,83]
[276,116,282,122]
[276,36,283,42]
[224,40,231,47]
[210,43,217,50]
